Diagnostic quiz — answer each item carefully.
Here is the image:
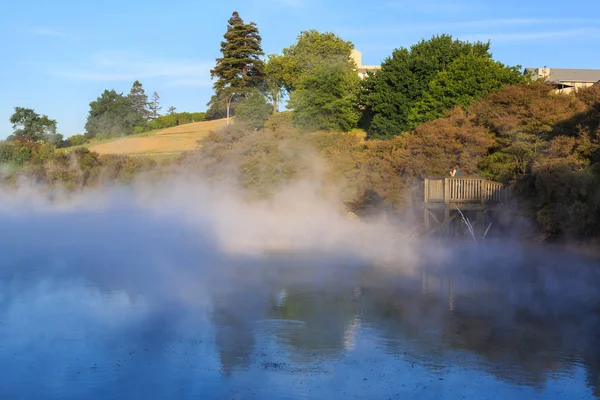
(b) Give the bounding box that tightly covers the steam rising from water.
[0,174,597,316]
[0,176,427,320]
[2,175,600,399]
[1,176,423,267]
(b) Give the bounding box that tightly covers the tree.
[85,90,140,138]
[361,34,500,139]
[167,106,177,115]
[280,30,355,92]
[128,80,151,121]
[149,91,162,119]
[234,91,273,131]
[287,61,361,132]
[408,55,524,126]
[8,107,62,144]
[207,11,265,118]
[264,54,288,113]
[279,30,361,132]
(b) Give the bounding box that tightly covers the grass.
[61,119,228,156]
[61,119,366,158]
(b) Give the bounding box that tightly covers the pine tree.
[207,11,266,118]
[149,91,162,119]
[128,80,151,121]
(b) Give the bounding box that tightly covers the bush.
[30,143,56,165]
[234,92,273,132]
[67,134,88,147]
[265,111,294,134]
[0,141,32,166]
[138,112,207,132]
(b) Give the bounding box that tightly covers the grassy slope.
[63,119,228,157]
[62,119,368,160]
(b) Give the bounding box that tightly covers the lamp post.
[226,92,236,126]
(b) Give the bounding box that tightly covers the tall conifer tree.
[149,91,162,120]
[128,80,151,121]
[207,11,266,118]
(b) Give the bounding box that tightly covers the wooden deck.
[422,177,507,237]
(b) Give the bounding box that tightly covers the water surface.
[1,245,599,399]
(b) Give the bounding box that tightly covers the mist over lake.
[0,180,599,400]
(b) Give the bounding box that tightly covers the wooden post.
[481,180,486,205]
[444,178,450,204]
[424,178,429,203]
[424,209,430,232]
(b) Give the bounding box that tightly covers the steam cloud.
[0,175,425,308]
[1,169,599,399]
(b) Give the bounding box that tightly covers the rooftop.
[525,67,600,84]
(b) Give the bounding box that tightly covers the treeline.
[84,84,205,139]
[205,12,524,138]
[3,81,204,148]
[3,12,525,145]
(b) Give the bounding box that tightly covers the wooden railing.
[424,177,507,204]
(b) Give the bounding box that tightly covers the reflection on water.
[1,250,600,399]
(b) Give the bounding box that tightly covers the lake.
[1,242,599,399]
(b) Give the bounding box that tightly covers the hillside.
[84,119,228,156]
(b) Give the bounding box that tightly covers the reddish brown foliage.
[389,107,494,177]
[470,82,586,140]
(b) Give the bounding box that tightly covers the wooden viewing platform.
[422,177,508,237]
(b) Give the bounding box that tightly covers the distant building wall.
[351,49,381,79]
[556,81,597,94]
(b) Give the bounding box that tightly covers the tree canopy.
[361,34,523,139]
[128,80,151,121]
[280,30,355,92]
[408,55,524,126]
[85,90,140,138]
[264,54,288,113]
[8,107,62,145]
[280,30,361,132]
[207,11,266,118]
[287,61,361,132]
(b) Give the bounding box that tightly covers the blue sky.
[1,0,599,138]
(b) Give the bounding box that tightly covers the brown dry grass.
[89,119,228,155]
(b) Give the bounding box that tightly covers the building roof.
[547,68,600,83]
[525,67,600,84]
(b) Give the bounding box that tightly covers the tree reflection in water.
[2,249,600,398]
[211,294,258,377]
[204,255,600,396]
